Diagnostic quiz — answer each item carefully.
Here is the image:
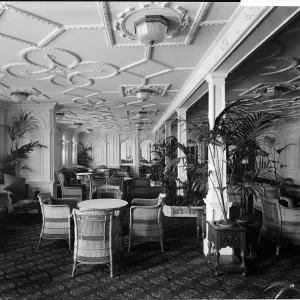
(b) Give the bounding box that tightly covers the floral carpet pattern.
[0,212,300,299]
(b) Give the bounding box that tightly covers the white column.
[164,120,172,140]
[155,131,159,144]
[204,71,231,256]
[177,108,188,182]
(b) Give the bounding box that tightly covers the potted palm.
[0,109,47,182]
[188,98,287,226]
[161,137,207,217]
[77,142,93,167]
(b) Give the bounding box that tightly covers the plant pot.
[150,180,163,187]
[163,205,205,217]
[214,219,236,228]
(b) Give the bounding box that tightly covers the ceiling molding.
[152,5,273,133]
[185,2,211,45]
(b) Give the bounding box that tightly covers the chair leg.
[37,236,42,250]
[110,260,114,278]
[128,228,132,253]
[160,235,164,253]
[258,229,263,244]
[71,261,77,277]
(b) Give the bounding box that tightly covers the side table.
[207,221,248,276]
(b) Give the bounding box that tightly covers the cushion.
[13,200,40,211]
[3,174,26,195]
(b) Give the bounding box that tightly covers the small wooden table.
[207,221,248,276]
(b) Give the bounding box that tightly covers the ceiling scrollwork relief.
[0,1,244,133]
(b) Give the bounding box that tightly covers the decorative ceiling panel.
[0,1,242,133]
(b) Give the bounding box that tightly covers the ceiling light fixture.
[11,91,30,103]
[74,122,83,129]
[134,15,169,46]
[56,112,65,120]
[262,86,286,99]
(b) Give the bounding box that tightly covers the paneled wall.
[0,104,58,195]
[79,131,155,177]
[54,125,78,171]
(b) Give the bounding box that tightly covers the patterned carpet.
[1,211,300,299]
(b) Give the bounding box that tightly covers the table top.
[77,199,128,210]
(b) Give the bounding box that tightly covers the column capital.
[164,119,173,126]
[176,107,188,117]
[205,71,229,85]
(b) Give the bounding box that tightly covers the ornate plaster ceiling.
[0,1,239,133]
[187,12,300,125]
[225,14,300,123]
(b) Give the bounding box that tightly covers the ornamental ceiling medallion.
[3,47,119,89]
[113,2,191,42]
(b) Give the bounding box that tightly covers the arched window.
[140,139,154,163]
[120,139,134,164]
[72,136,77,165]
[62,134,69,165]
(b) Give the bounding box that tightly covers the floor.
[0,211,300,299]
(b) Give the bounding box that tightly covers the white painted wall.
[79,131,155,177]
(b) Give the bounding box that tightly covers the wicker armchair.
[96,184,123,199]
[258,197,300,255]
[71,208,120,278]
[105,178,124,196]
[112,171,129,178]
[37,193,78,251]
[132,177,150,198]
[128,196,164,253]
[56,172,85,202]
[90,177,106,199]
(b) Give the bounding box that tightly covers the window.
[140,139,154,163]
[121,139,134,164]
[62,134,69,165]
[72,137,77,164]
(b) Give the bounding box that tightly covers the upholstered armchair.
[128,196,164,253]
[37,193,78,251]
[56,172,86,202]
[132,177,150,198]
[2,174,40,215]
[258,197,300,255]
[72,208,119,278]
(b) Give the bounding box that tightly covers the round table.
[77,199,128,210]
[77,199,128,251]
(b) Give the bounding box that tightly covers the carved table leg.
[196,212,200,244]
[215,249,220,276]
[207,240,212,263]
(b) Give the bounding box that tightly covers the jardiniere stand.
[207,221,248,276]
